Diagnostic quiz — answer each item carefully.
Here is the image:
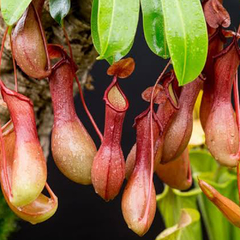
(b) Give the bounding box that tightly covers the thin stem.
[45,183,57,201]
[63,24,102,140]
[9,33,18,92]
[33,3,51,73]
[0,27,9,75]
[74,73,103,142]
[141,60,171,226]
[62,22,73,61]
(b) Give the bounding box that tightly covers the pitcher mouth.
[103,77,129,113]
[0,80,33,107]
[162,71,179,110]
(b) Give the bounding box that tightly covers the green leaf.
[49,0,71,26]
[190,149,218,174]
[141,0,169,59]
[156,208,201,240]
[157,186,202,240]
[106,40,134,65]
[157,186,201,228]
[1,0,32,26]
[91,0,134,66]
[161,0,208,86]
[91,0,101,54]
[93,0,139,61]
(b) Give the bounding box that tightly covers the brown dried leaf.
[107,58,135,78]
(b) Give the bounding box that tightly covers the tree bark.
[0,0,97,157]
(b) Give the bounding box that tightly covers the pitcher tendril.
[145,60,171,225]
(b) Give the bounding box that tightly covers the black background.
[10,1,239,240]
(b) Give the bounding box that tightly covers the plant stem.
[74,73,103,142]
[32,2,51,74]
[0,27,9,75]
[63,25,103,142]
[62,22,73,61]
[9,32,18,92]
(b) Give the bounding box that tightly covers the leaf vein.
[175,0,187,84]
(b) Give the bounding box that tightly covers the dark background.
[10,1,239,240]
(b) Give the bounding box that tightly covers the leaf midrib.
[175,0,187,85]
[101,0,116,56]
[161,0,168,58]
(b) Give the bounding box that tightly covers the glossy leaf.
[141,0,169,59]
[91,0,135,64]
[91,0,134,65]
[1,0,32,26]
[156,208,201,240]
[91,0,101,53]
[161,0,208,85]
[106,40,134,65]
[49,0,71,26]
[92,0,139,61]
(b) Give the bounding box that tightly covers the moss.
[0,190,17,240]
